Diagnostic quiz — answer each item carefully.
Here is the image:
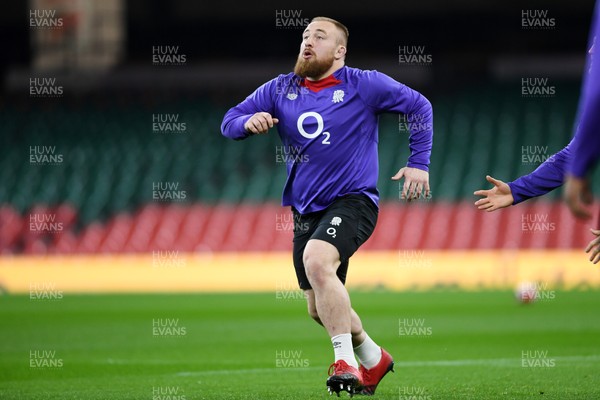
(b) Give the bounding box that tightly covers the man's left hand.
[392,167,430,202]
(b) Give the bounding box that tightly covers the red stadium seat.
[77,223,105,253]
[0,205,23,253]
[99,214,134,253]
[53,231,78,254]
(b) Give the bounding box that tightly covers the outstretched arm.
[473,142,572,212]
[507,143,571,204]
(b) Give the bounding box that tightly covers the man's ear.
[335,45,347,60]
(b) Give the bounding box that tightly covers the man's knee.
[303,256,330,286]
[303,240,340,287]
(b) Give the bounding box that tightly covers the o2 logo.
[297,112,331,145]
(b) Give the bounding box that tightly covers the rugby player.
[222,16,433,396]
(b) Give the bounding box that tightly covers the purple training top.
[507,1,599,202]
[568,0,600,178]
[221,66,433,214]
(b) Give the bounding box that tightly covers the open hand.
[473,175,514,212]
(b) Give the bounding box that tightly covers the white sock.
[353,333,382,369]
[332,333,358,369]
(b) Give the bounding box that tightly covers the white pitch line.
[174,354,600,376]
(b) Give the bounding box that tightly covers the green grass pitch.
[1,290,599,399]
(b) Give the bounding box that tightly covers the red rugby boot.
[326,360,363,397]
[358,348,394,395]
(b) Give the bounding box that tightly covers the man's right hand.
[473,175,514,212]
[244,112,279,135]
[585,228,600,264]
[564,175,593,220]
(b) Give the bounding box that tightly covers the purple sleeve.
[221,79,276,140]
[507,141,572,204]
[359,70,433,172]
[568,1,600,177]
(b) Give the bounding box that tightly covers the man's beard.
[294,52,335,79]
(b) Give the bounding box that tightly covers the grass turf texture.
[0,290,599,399]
